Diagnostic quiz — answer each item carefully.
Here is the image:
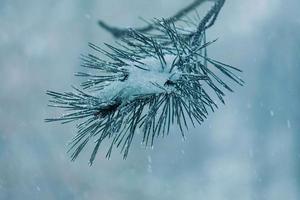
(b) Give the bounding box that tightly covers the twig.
[98,0,217,38]
[192,0,225,45]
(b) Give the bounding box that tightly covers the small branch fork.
[98,0,225,39]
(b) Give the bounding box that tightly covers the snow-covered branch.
[46,0,243,164]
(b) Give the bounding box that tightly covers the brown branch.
[98,0,215,38]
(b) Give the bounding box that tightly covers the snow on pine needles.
[46,18,243,164]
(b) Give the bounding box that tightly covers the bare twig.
[98,0,220,38]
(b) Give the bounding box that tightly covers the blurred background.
[0,0,299,199]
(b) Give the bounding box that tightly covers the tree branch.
[98,0,218,38]
[192,0,225,45]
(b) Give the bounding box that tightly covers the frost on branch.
[46,0,243,164]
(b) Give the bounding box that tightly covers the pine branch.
[46,0,243,164]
